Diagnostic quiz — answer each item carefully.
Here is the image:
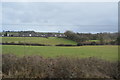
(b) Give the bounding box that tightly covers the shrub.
[56,44,76,46]
[2,54,119,79]
[77,43,83,46]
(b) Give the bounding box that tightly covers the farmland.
[1,36,119,78]
[1,37,77,45]
[1,37,118,61]
[2,45,118,61]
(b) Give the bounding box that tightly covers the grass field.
[1,37,77,45]
[89,40,99,42]
[2,45,118,61]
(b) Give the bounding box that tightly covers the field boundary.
[1,43,118,47]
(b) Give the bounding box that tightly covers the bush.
[2,54,119,79]
[77,43,83,46]
[56,44,76,46]
[109,41,117,45]
[91,42,96,45]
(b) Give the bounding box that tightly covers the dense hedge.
[56,44,76,46]
[2,54,119,79]
[2,42,50,46]
[1,42,118,47]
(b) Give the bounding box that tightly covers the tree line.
[64,30,119,45]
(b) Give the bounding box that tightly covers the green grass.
[2,45,118,61]
[89,40,99,42]
[1,37,77,45]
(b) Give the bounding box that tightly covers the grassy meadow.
[1,37,77,45]
[1,37,118,61]
[2,37,119,78]
[2,45,118,61]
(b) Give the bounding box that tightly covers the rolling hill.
[1,37,77,45]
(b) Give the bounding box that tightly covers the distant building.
[7,34,10,37]
[1,31,66,37]
[29,34,32,37]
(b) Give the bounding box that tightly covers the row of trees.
[64,30,119,45]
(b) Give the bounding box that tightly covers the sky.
[1,2,118,33]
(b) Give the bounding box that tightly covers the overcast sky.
[2,2,118,33]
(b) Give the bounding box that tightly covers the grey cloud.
[2,2,118,33]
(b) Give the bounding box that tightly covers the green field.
[89,40,99,42]
[1,37,77,45]
[1,37,118,61]
[2,45,118,61]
